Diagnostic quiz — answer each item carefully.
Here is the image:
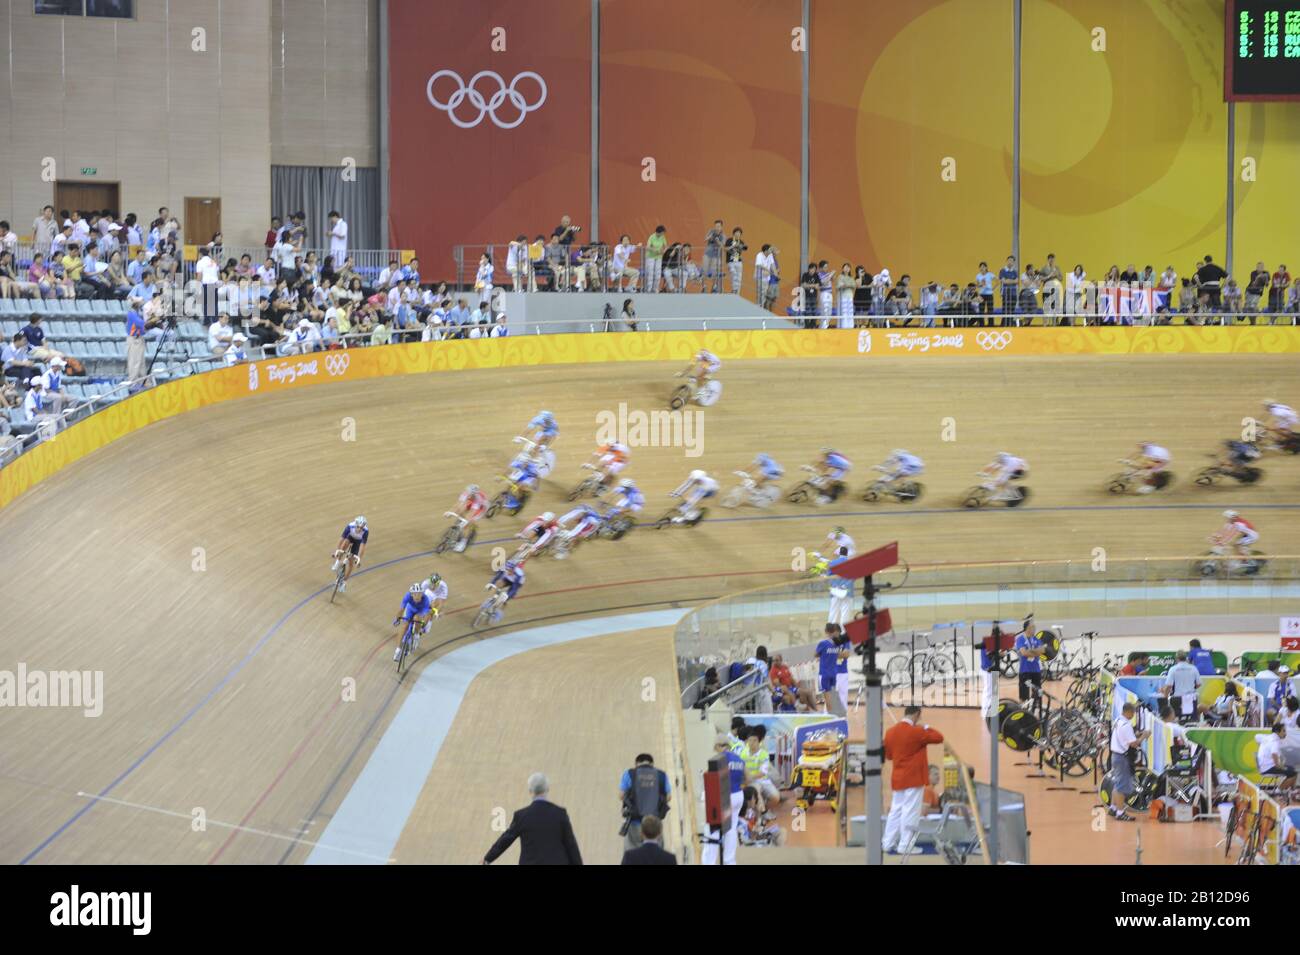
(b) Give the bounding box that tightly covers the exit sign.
[80,167,97,175]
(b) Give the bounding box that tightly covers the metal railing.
[453,242,766,301]
[672,557,1300,693]
[3,239,408,285]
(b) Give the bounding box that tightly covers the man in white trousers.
[701,733,746,865]
[883,705,945,855]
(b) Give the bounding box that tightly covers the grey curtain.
[270,165,381,251]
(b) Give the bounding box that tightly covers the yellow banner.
[4,327,1299,509]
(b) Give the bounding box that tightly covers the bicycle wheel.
[1224,801,1242,857]
[896,481,922,503]
[330,564,344,604]
[1194,467,1218,487]
[885,654,911,687]
[960,486,987,509]
[396,625,413,674]
[721,486,745,508]
[472,600,496,630]
[787,482,811,504]
[434,525,458,555]
[669,384,691,410]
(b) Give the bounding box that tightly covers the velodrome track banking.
[4,326,1300,509]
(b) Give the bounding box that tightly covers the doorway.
[54,181,121,220]
[184,197,222,249]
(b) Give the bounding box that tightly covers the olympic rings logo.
[326,353,351,377]
[426,70,548,129]
[976,331,1012,351]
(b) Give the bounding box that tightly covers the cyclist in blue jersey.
[815,448,852,505]
[603,478,645,518]
[489,560,527,600]
[751,453,784,491]
[392,582,432,661]
[332,516,369,593]
[525,410,559,449]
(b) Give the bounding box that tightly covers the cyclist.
[588,441,630,490]
[504,454,543,496]
[1263,400,1297,447]
[392,582,433,661]
[604,477,645,515]
[669,469,719,523]
[554,504,605,558]
[1129,442,1170,494]
[422,572,449,628]
[1214,509,1260,560]
[681,349,721,391]
[460,480,493,535]
[487,560,527,603]
[751,452,784,491]
[525,410,559,449]
[515,510,561,560]
[814,447,852,504]
[977,451,1028,503]
[826,526,856,559]
[331,516,369,593]
[874,449,924,490]
[1217,439,1262,478]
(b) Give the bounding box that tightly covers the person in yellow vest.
[740,726,781,815]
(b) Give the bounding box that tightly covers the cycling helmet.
[891,449,906,458]
[619,478,635,488]
[690,469,707,481]
[426,573,442,587]
[831,526,845,536]
[820,447,834,454]
[466,484,479,495]
[504,559,520,571]
[1223,510,1239,520]
[541,511,556,522]
[539,410,553,420]
[354,516,367,528]
[408,582,423,594]
[612,442,628,454]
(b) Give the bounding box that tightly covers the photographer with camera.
[618,753,671,854]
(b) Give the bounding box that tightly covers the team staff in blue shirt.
[1188,639,1217,676]
[1014,622,1044,702]
[702,732,746,866]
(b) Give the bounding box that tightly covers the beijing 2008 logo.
[426,70,547,129]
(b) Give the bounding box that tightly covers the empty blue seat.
[75,299,93,315]
[90,299,108,314]
[0,299,15,316]
[105,299,125,315]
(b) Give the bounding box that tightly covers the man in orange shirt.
[883,705,945,855]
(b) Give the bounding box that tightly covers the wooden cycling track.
[0,353,1297,865]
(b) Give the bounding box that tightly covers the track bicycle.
[329,551,359,603]
[473,585,511,630]
[435,511,477,554]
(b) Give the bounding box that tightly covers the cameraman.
[618,753,671,853]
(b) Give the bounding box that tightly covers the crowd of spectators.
[481,214,1300,327]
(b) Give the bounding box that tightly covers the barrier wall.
[4,326,1300,510]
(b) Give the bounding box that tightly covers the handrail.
[680,556,1300,620]
[686,664,760,709]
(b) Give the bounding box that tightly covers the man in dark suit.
[620,815,676,865]
[483,773,583,865]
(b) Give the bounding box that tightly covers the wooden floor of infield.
[0,353,1297,864]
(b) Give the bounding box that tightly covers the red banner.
[387,0,592,275]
